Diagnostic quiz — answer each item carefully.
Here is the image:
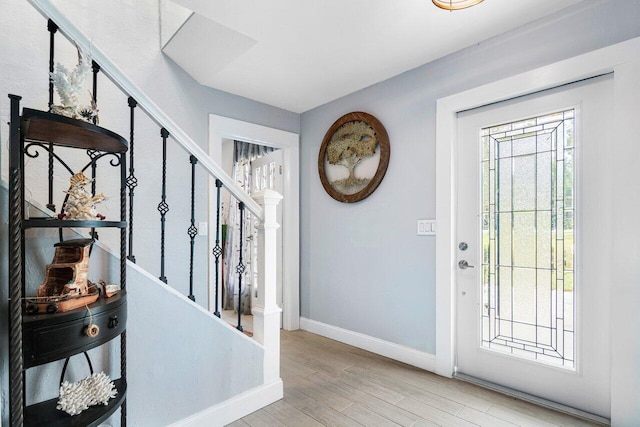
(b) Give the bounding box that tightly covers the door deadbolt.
[459,242,468,251]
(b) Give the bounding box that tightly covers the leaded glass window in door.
[481,109,575,369]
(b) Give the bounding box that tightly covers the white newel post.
[251,189,283,386]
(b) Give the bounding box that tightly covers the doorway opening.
[209,114,300,331]
[220,140,284,333]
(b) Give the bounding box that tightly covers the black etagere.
[8,95,129,426]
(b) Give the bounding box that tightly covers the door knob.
[458,260,475,269]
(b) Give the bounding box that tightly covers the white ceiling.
[163,0,586,113]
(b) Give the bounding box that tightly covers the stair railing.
[17,0,282,407]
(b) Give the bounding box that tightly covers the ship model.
[24,238,100,314]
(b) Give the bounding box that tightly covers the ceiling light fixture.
[432,0,484,10]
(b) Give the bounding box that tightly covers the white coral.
[56,372,118,416]
[50,46,97,122]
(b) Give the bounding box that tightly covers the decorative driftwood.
[25,239,99,314]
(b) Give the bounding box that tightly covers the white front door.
[251,149,284,326]
[455,75,612,417]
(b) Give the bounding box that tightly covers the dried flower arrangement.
[49,46,99,123]
[59,172,106,220]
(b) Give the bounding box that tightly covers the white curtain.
[223,141,274,314]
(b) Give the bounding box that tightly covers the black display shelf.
[9,93,128,425]
[23,292,127,369]
[24,218,127,229]
[21,108,128,153]
[24,378,127,427]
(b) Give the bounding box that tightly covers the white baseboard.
[170,380,283,427]
[299,317,436,372]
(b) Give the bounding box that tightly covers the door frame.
[435,37,640,422]
[209,114,300,330]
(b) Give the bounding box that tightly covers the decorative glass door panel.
[455,75,611,417]
[481,110,575,368]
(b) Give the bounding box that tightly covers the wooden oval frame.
[318,112,390,203]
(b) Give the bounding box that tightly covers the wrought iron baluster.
[158,128,170,283]
[86,64,101,246]
[236,202,245,332]
[213,179,223,317]
[87,149,100,242]
[87,149,99,196]
[187,155,198,301]
[126,97,138,262]
[47,20,58,212]
[47,20,57,111]
[91,61,100,125]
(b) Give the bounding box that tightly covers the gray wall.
[299,0,640,354]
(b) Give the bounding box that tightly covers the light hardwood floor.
[228,330,602,427]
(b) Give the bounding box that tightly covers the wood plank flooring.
[228,330,602,427]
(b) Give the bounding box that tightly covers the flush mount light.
[432,0,484,10]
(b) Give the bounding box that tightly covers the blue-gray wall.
[299,0,640,354]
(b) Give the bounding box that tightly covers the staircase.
[1,0,284,425]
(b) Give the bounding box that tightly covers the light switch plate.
[417,219,435,236]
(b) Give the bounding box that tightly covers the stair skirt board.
[299,317,436,372]
[169,380,284,427]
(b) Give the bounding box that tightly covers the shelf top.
[21,108,128,153]
[24,218,126,229]
[23,290,127,325]
[24,378,126,427]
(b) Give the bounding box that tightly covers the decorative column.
[251,189,283,386]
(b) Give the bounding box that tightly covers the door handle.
[458,260,475,270]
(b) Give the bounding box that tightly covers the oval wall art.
[318,112,390,203]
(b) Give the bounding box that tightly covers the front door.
[455,75,612,418]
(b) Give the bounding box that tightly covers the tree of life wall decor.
[318,112,390,203]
